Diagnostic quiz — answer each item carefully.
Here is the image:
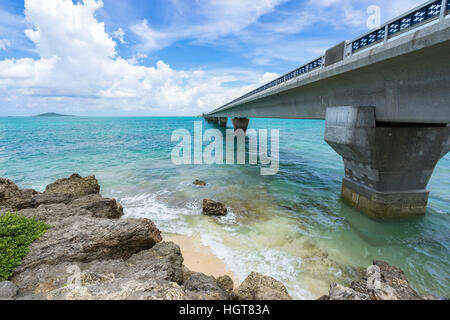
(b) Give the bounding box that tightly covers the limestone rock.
[0,174,111,212]
[18,195,123,224]
[217,275,234,293]
[322,260,425,300]
[231,272,292,300]
[15,216,162,272]
[203,199,227,216]
[0,281,18,300]
[44,174,100,197]
[0,178,38,210]
[184,272,229,300]
[193,180,207,186]
[19,278,186,301]
[12,241,183,297]
[325,283,370,300]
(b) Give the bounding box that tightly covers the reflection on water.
[1,117,449,299]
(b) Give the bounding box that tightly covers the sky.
[0,0,427,116]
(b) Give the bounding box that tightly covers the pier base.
[219,117,228,128]
[232,118,250,133]
[325,106,450,219]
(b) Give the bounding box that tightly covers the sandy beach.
[163,233,239,285]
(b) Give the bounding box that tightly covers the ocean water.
[0,116,449,299]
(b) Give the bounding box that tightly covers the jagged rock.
[182,265,194,282]
[325,284,370,300]
[69,195,123,219]
[0,175,110,212]
[231,272,292,300]
[14,216,161,273]
[193,180,207,186]
[0,281,18,300]
[12,241,184,297]
[203,199,227,216]
[322,260,425,300]
[217,275,234,293]
[44,174,100,197]
[184,272,229,300]
[18,195,123,224]
[0,178,38,210]
[18,278,186,301]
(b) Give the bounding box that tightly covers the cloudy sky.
[0,0,426,116]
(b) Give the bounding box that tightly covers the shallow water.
[1,116,449,299]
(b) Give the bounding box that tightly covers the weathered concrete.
[219,117,227,127]
[325,106,450,218]
[205,117,219,124]
[232,118,250,133]
[207,18,450,124]
[204,6,450,219]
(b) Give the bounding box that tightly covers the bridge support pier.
[325,106,450,219]
[232,118,250,133]
[219,117,228,127]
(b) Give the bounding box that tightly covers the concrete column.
[219,117,228,128]
[232,118,250,133]
[325,106,450,219]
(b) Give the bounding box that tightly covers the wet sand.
[163,233,239,284]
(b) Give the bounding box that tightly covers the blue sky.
[0,0,426,116]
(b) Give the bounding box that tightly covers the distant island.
[34,112,74,117]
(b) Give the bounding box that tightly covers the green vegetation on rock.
[0,213,51,281]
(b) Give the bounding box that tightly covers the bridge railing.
[210,0,449,114]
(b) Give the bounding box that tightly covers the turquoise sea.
[0,116,449,299]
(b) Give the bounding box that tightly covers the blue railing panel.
[388,1,441,37]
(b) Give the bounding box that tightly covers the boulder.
[12,241,184,297]
[0,178,38,210]
[0,174,109,212]
[193,180,207,186]
[18,278,186,301]
[217,275,234,293]
[203,199,227,216]
[18,195,123,224]
[69,195,123,219]
[321,283,369,300]
[0,281,18,300]
[322,260,425,300]
[184,272,230,300]
[44,174,100,197]
[231,272,292,300]
[14,216,162,273]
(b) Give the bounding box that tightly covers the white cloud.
[0,39,11,51]
[131,0,287,53]
[0,0,270,115]
[112,27,126,44]
[0,0,430,115]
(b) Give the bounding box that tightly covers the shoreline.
[163,233,239,285]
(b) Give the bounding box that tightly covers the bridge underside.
[208,19,450,124]
[204,19,450,219]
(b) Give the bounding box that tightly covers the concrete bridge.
[204,0,450,219]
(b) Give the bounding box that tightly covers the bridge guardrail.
[210,0,449,114]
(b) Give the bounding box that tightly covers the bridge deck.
[207,1,450,124]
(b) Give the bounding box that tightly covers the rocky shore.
[0,174,439,301]
[0,174,291,300]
